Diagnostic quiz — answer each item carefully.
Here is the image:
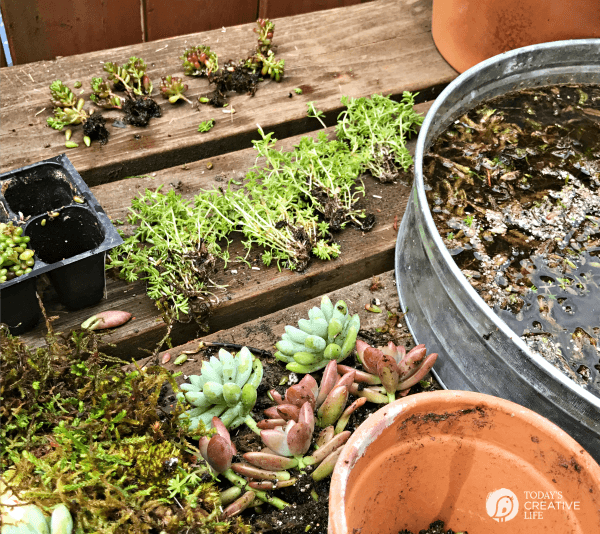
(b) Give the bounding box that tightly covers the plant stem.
[222,469,289,510]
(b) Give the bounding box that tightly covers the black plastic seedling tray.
[0,155,123,334]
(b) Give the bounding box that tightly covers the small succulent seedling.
[159,75,192,104]
[198,119,215,132]
[274,295,360,373]
[90,77,124,109]
[178,347,263,430]
[103,56,152,97]
[181,45,218,76]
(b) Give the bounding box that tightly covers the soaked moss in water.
[424,84,600,396]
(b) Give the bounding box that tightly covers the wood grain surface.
[0,0,455,186]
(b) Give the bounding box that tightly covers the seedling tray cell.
[0,155,123,334]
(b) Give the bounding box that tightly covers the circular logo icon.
[486,488,519,523]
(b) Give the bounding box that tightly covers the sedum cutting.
[108,94,423,320]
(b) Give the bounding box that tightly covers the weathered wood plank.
[18,101,432,356]
[0,0,455,186]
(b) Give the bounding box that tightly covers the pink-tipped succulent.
[262,361,362,432]
[349,341,438,403]
[198,416,236,474]
[260,401,314,468]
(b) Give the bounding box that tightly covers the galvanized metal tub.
[395,39,600,460]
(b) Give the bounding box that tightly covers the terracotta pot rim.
[329,390,600,534]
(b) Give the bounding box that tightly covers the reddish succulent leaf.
[277,404,301,422]
[269,389,285,404]
[377,354,399,395]
[316,360,339,408]
[316,426,335,449]
[355,339,369,364]
[337,364,381,385]
[212,417,236,456]
[317,385,349,428]
[206,435,234,473]
[285,383,316,409]
[397,345,427,380]
[257,418,287,430]
[398,353,438,390]
[244,451,298,470]
[362,346,385,374]
[263,406,283,419]
[287,421,312,456]
[298,401,315,435]
[335,369,356,389]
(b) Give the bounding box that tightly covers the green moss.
[0,312,250,533]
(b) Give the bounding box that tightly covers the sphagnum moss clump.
[0,312,250,534]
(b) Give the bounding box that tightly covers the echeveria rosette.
[178,346,263,430]
[345,341,438,403]
[274,295,360,373]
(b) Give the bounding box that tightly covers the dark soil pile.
[123,95,162,126]
[83,112,110,144]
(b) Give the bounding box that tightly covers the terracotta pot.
[432,0,600,73]
[329,390,600,534]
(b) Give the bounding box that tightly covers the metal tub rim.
[395,39,600,450]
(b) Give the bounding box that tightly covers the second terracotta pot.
[432,0,600,73]
[329,390,600,534]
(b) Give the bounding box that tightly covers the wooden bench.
[0,0,457,356]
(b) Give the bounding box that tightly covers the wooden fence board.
[0,0,455,186]
[258,0,364,19]
[18,101,431,357]
[145,0,259,42]
[0,0,143,65]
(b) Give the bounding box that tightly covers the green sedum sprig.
[336,92,424,182]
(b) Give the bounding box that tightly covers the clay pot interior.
[432,0,600,73]
[329,391,600,534]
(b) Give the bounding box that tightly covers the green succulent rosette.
[274,295,360,373]
[177,347,262,430]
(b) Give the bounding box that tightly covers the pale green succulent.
[274,295,360,373]
[177,347,263,430]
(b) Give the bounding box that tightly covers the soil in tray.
[424,84,600,396]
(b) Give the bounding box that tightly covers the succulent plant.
[262,361,365,432]
[181,45,219,76]
[103,56,152,97]
[47,95,87,131]
[90,77,124,109]
[159,75,192,104]
[274,295,360,373]
[342,341,438,403]
[1,476,73,534]
[178,347,263,430]
[49,80,77,108]
[238,361,364,482]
